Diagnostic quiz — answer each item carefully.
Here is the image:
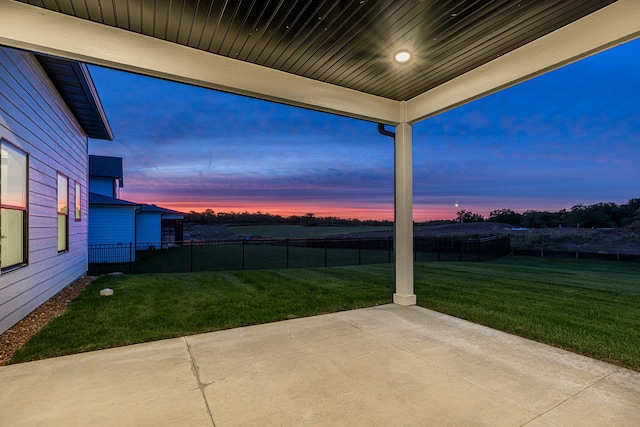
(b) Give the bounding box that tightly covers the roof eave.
[36,54,114,140]
[76,61,114,140]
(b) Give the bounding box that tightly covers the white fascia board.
[0,0,401,125]
[406,0,640,124]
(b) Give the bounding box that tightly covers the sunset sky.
[88,38,640,221]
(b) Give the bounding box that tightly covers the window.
[75,182,81,221]
[1,140,28,271]
[57,173,68,252]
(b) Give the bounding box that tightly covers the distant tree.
[488,209,522,225]
[567,203,619,228]
[299,213,319,226]
[455,210,484,223]
[621,198,640,225]
[521,210,555,228]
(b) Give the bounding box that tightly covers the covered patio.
[1,2,640,425]
[2,0,639,303]
[1,304,639,426]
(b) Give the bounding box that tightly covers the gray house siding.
[0,48,89,334]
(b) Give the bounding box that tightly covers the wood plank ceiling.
[17,0,618,101]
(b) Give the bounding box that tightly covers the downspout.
[378,122,396,263]
[134,205,140,251]
[378,123,395,139]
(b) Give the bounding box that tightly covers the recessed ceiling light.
[394,50,412,64]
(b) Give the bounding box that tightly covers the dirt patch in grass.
[0,276,95,366]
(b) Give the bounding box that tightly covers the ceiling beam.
[0,0,402,125]
[406,0,640,124]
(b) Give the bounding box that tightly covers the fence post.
[190,240,194,272]
[286,239,289,269]
[211,241,215,271]
[129,242,133,274]
[358,238,362,265]
[242,239,246,270]
[388,236,392,263]
[324,238,328,267]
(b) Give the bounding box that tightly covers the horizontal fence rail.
[513,249,640,262]
[88,235,510,276]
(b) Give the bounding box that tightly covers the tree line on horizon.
[185,198,640,229]
[185,210,394,227]
[463,198,640,228]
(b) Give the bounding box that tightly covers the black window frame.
[57,172,69,253]
[1,139,29,273]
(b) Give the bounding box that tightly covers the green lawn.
[415,257,640,369]
[10,265,394,363]
[11,257,640,371]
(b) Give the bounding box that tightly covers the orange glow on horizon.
[145,201,397,221]
[124,192,568,222]
[124,195,471,221]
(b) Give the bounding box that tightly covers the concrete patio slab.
[1,304,638,426]
[0,338,213,426]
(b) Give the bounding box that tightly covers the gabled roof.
[36,55,113,140]
[139,204,167,213]
[89,192,138,207]
[140,204,185,218]
[161,208,185,217]
[89,155,123,185]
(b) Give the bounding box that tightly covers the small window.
[57,173,68,252]
[1,140,28,271]
[75,182,81,221]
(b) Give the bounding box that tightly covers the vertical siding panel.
[136,212,162,247]
[88,206,137,263]
[88,206,137,245]
[0,47,90,334]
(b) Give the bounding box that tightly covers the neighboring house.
[88,155,184,261]
[0,46,112,334]
[136,204,166,249]
[136,204,184,248]
[88,155,138,262]
[161,208,184,244]
[88,154,123,199]
[88,192,139,262]
[136,205,183,247]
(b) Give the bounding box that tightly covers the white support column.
[393,122,416,306]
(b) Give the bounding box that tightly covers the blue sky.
[89,38,640,221]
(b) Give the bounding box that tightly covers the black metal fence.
[513,249,640,262]
[88,235,510,275]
